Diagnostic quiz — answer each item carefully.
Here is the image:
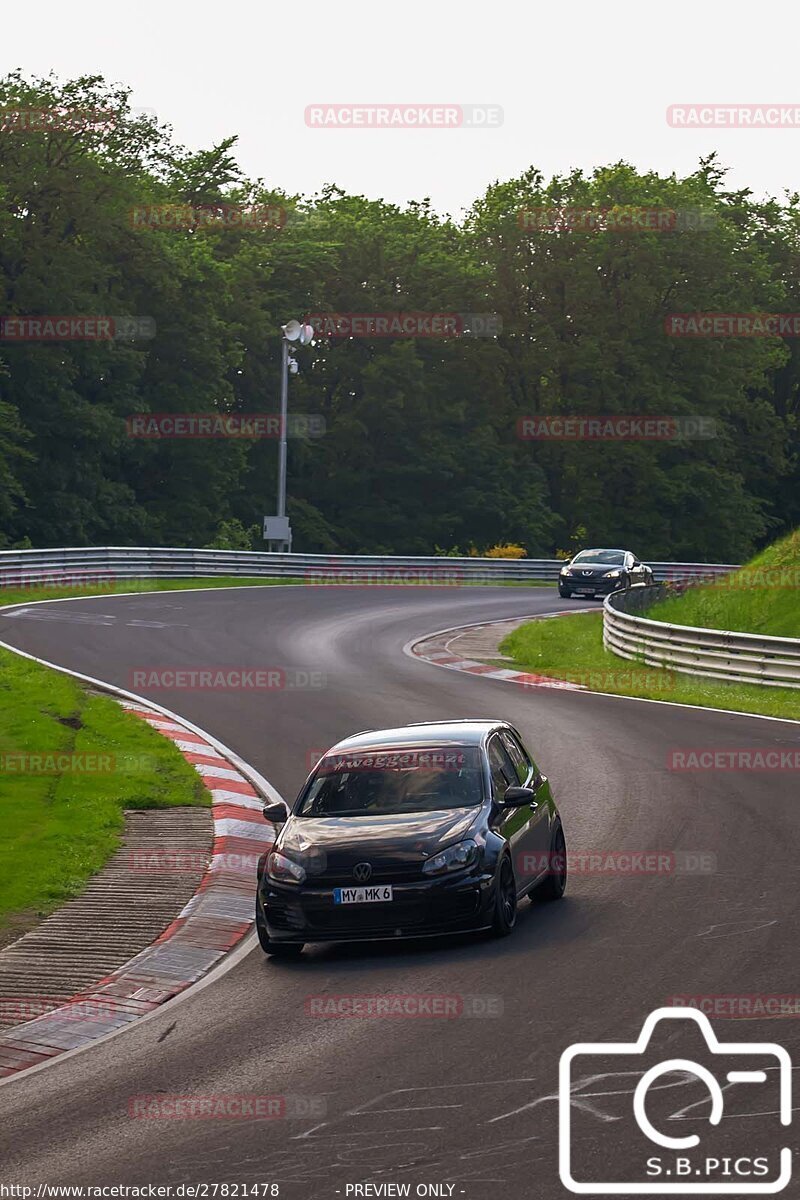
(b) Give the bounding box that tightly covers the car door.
[487,734,541,895]
[500,730,552,886]
[487,735,529,884]
[629,553,645,585]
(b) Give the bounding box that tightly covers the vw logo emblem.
[353,862,372,882]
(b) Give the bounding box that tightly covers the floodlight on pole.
[281,319,315,345]
[269,318,314,551]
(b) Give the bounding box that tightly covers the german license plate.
[334,885,393,904]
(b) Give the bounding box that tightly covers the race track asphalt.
[0,585,797,1197]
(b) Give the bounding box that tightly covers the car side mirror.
[262,800,289,824]
[503,785,537,807]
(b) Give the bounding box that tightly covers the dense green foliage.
[2,73,799,559]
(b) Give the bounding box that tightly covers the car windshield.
[295,746,483,817]
[573,550,626,566]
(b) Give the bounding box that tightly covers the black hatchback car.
[255,720,566,956]
[558,548,653,599]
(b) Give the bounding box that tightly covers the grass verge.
[0,647,209,942]
[647,529,800,637]
[499,611,800,721]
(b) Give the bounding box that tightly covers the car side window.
[500,732,533,784]
[488,736,518,800]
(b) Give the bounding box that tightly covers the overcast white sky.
[3,0,799,217]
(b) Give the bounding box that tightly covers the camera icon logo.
[559,1006,792,1194]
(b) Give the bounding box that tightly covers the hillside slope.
[648,530,800,637]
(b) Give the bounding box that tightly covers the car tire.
[558,586,572,598]
[256,899,304,957]
[491,856,517,937]
[533,823,567,902]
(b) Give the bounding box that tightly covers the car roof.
[574,547,628,554]
[326,720,511,753]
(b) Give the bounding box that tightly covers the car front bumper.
[561,576,624,593]
[258,870,496,943]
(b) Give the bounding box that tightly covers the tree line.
[1,72,798,561]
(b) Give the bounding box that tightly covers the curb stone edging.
[405,611,800,728]
[0,696,275,1081]
[408,612,587,691]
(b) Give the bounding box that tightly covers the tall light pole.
[277,337,290,523]
[263,319,313,552]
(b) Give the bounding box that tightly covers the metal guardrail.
[3,546,791,690]
[0,546,740,587]
[603,584,800,690]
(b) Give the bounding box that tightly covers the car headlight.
[603,569,621,578]
[560,567,572,576]
[266,851,306,885]
[422,839,479,876]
